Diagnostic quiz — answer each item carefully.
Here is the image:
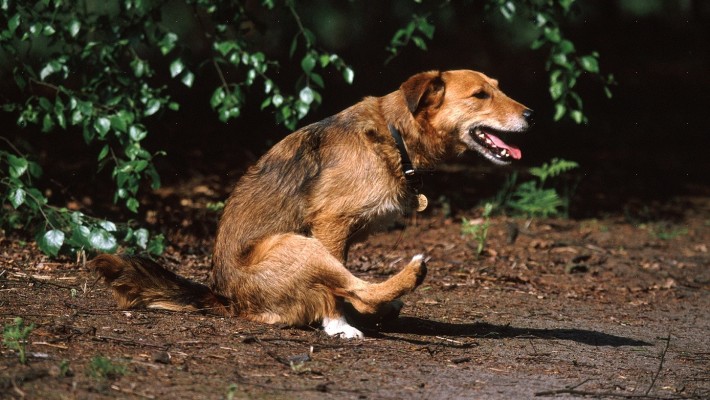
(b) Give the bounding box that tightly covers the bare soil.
[1,171,709,400]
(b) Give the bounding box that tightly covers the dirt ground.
[1,169,709,400]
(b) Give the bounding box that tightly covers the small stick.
[646,332,672,396]
[435,336,464,344]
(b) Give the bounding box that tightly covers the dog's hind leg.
[335,255,427,316]
[232,233,426,338]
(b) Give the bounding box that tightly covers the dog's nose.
[522,109,534,123]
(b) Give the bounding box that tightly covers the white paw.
[411,254,424,262]
[322,316,364,339]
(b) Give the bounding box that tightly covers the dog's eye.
[472,91,490,100]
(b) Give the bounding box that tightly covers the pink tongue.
[486,133,522,160]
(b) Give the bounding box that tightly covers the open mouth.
[469,126,522,163]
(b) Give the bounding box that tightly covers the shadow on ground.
[374,317,651,347]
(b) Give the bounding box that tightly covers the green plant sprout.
[86,356,127,380]
[462,203,494,255]
[3,317,35,365]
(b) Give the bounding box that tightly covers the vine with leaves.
[0,0,611,257]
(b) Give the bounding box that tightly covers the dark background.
[4,0,710,219]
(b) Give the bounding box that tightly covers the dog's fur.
[90,70,531,338]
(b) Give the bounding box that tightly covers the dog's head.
[401,69,532,165]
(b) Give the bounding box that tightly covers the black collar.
[388,124,415,177]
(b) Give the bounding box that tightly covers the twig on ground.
[534,388,686,399]
[8,271,77,290]
[110,384,156,399]
[94,334,167,350]
[435,336,463,344]
[646,332,671,396]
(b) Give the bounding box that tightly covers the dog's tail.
[89,254,235,316]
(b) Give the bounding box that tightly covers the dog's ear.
[400,71,445,114]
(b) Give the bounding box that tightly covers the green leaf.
[549,80,564,100]
[134,228,149,249]
[27,161,42,178]
[7,154,28,178]
[530,37,545,50]
[214,40,238,56]
[147,234,165,255]
[264,79,274,94]
[299,86,314,105]
[553,103,566,121]
[70,211,84,225]
[39,229,65,256]
[412,36,427,50]
[552,53,569,67]
[416,17,435,39]
[98,144,110,161]
[126,197,139,213]
[559,0,575,12]
[129,125,147,141]
[603,86,613,99]
[89,229,118,253]
[144,99,161,117]
[8,13,20,34]
[42,113,54,132]
[558,40,575,54]
[500,2,516,21]
[130,58,146,78]
[8,187,25,209]
[295,100,309,119]
[68,225,91,248]
[159,32,178,55]
[181,71,195,87]
[544,27,561,43]
[289,36,299,58]
[309,72,324,88]
[39,60,63,80]
[67,19,80,37]
[169,59,185,78]
[100,220,117,232]
[271,93,283,107]
[43,24,56,36]
[342,67,354,84]
[570,110,584,124]
[579,55,599,73]
[210,87,225,108]
[301,54,316,74]
[109,114,128,133]
[56,112,66,129]
[94,117,111,138]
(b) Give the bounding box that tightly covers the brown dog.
[90,70,532,338]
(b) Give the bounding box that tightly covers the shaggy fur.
[90,70,532,338]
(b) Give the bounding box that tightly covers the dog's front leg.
[310,220,350,263]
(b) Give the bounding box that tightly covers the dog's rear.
[91,69,531,338]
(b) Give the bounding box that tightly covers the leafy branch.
[494,0,615,123]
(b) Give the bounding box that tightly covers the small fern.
[529,158,579,186]
[3,317,34,365]
[507,181,563,217]
[494,158,579,218]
